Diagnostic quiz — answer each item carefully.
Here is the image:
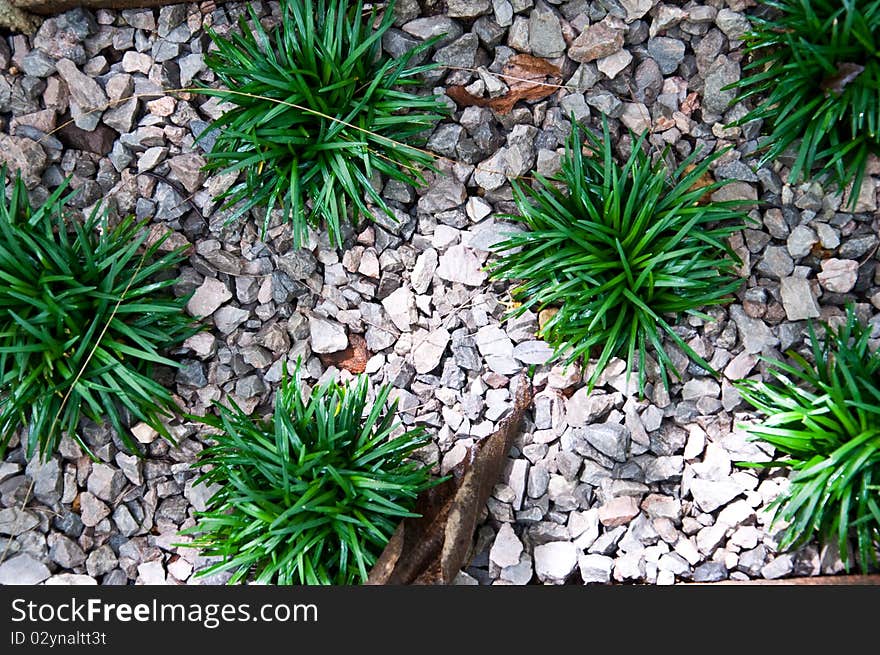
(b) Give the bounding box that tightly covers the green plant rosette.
[728,0,880,206]
[736,306,880,573]
[490,119,751,394]
[201,0,446,247]
[0,170,197,461]
[183,368,439,585]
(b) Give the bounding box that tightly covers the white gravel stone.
[620,102,652,133]
[512,340,554,364]
[761,554,794,580]
[490,523,523,568]
[578,553,613,584]
[717,499,755,528]
[79,492,110,527]
[780,276,820,320]
[730,525,760,550]
[187,277,231,317]
[87,463,127,502]
[309,317,348,353]
[411,248,438,294]
[697,523,727,557]
[689,477,744,513]
[656,569,676,585]
[411,327,451,374]
[0,508,38,536]
[729,305,779,353]
[613,551,645,581]
[436,245,488,287]
[131,422,158,444]
[568,508,600,549]
[44,574,97,585]
[619,0,653,21]
[578,422,630,462]
[724,351,757,380]
[382,287,416,332]
[565,389,616,427]
[214,306,250,334]
[137,561,167,585]
[640,494,682,522]
[684,425,707,460]
[691,442,732,481]
[0,553,50,585]
[417,175,466,212]
[494,452,523,506]
[475,325,519,374]
[500,553,533,585]
[674,537,701,565]
[682,377,721,401]
[534,541,578,584]
[597,49,632,79]
[786,225,817,258]
[597,495,640,527]
[817,258,858,293]
[168,558,193,581]
[474,149,508,191]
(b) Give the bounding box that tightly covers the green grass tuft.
[728,0,880,206]
[0,170,197,461]
[183,367,439,585]
[489,120,750,394]
[201,0,446,247]
[736,306,880,573]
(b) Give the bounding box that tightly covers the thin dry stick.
[445,65,575,92]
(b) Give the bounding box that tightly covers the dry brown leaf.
[538,307,559,331]
[680,91,700,116]
[821,62,865,96]
[317,334,370,374]
[446,54,562,115]
[653,116,676,132]
[810,242,836,260]
[366,375,533,585]
[445,85,493,108]
[684,163,716,205]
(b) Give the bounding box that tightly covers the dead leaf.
[680,92,700,116]
[445,85,493,108]
[317,334,370,374]
[810,242,835,260]
[821,62,865,96]
[366,375,533,585]
[538,307,559,332]
[684,163,715,205]
[653,116,676,132]
[446,54,562,115]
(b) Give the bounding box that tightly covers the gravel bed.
[0,0,878,586]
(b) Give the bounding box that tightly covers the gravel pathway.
[0,0,878,586]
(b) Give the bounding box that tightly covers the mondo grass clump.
[737,307,880,573]
[490,121,749,394]
[201,0,446,247]
[0,171,197,461]
[729,0,880,205]
[184,369,438,585]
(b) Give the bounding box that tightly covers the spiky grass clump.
[201,0,445,247]
[489,121,749,393]
[737,307,880,573]
[0,171,196,461]
[184,369,437,585]
[729,0,880,205]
